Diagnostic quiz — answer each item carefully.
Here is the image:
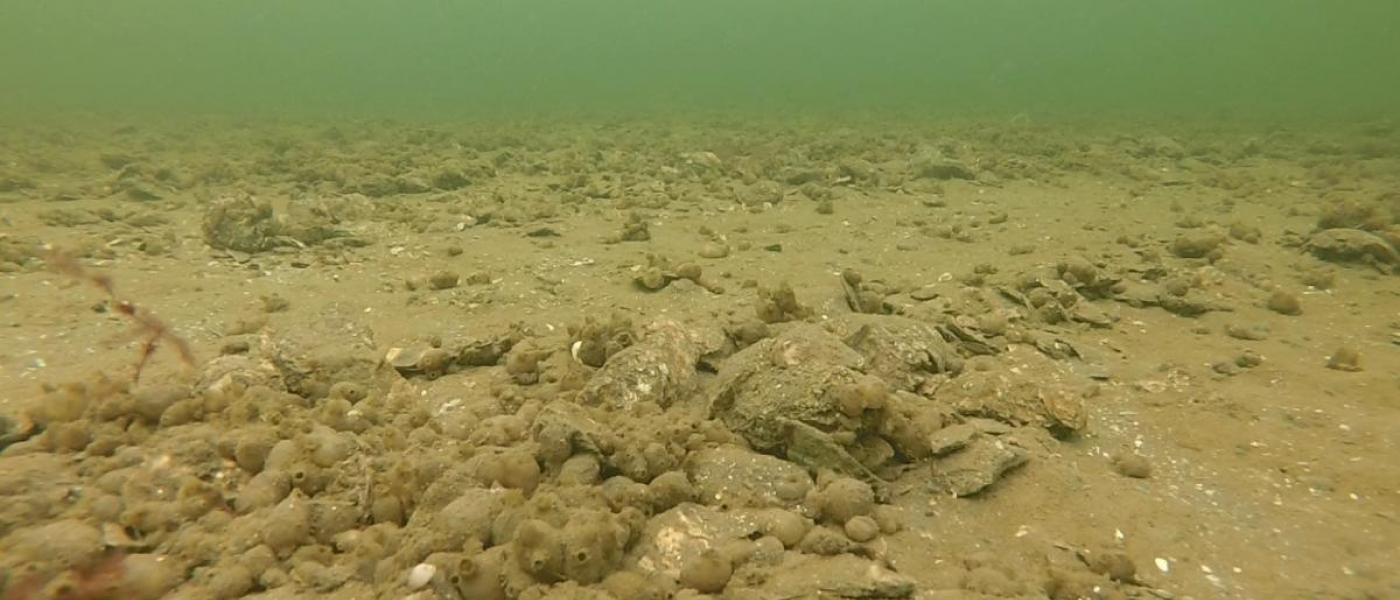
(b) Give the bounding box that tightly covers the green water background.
[2,1,1397,122]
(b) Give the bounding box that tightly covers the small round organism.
[798,525,855,556]
[699,241,730,259]
[429,270,460,290]
[843,515,880,543]
[675,262,703,282]
[758,509,809,549]
[678,548,732,593]
[1087,549,1138,583]
[819,477,875,524]
[1265,290,1302,316]
[328,381,367,403]
[558,453,603,486]
[647,470,695,511]
[1112,453,1153,479]
[871,505,904,534]
[1326,346,1362,372]
[603,570,667,600]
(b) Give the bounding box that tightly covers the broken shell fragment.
[407,562,436,589]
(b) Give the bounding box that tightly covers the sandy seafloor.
[0,116,1397,600]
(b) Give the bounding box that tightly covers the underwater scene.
[1,2,1397,599]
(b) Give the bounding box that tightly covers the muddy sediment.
[0,118,1398,599]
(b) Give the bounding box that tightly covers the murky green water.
[2,1,1398,120]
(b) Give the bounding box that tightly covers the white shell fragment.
[407,563,436,589]
[1154,557,1171,574]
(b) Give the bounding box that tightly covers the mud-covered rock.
[684,446,813,509]
[929,437,1029,497]
[578,320,707,411]
[0,518,103,571]
[203,195,360,254]
[631,503,759,581]
[710,324,935,484]
[191,357,283,408]
[203,196,281,253]
[926,422,979,456]
[279,196,364,247]
[938,350,1089,437]
[264,308,381,400]
[913,155,976,181]
[709,324,865,452]
[756,553,915,598]
[825,313,962,390]
[531,401,612,467]
[781,418,884,486]
[936,316,1008,356]
[0,413,37,452]
[1307,228,1399,272]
